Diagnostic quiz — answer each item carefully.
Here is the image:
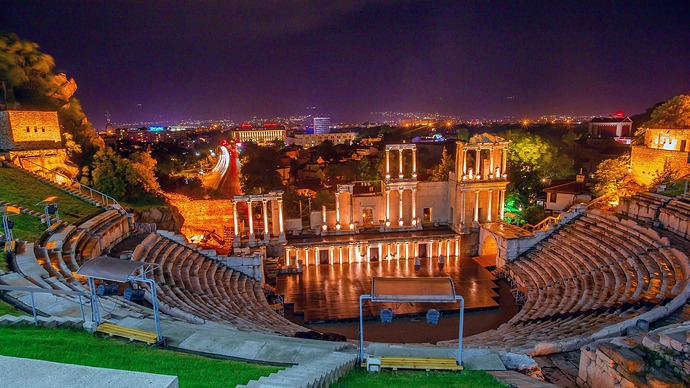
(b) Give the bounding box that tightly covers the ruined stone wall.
[0,110,62,150]
[165,194,232,236]
[631,145,690,186]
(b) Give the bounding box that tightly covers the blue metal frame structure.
[358,277,465,365]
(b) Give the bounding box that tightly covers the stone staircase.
[0,313,83,328]
[238,351,358,388]
[0,199,45,221]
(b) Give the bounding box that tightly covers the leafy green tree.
[90,148,130,199]
[522,204,547,226]
[430,146,454,181]
[503,129,574,200]
[315,140,338,161]
[357,155,382,181]
[129,151,160,193]
[591,154,631,198]
[312,189,335,210]
[240,146,283,194]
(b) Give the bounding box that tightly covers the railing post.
[30,292,38,326]
[79,295,85,322]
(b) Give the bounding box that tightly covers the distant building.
[631,127,690,185]
[543,173,591,213]
[125,127,188,143]
[287,132,356,147]
[589,115,634,144]
[313,117,330,134]
[231,124,286,145]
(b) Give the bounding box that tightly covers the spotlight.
[385,220,390,227]
[349,223,355,230]
[335,223,341,230]
[426,309,441,325]
[322,224,327,231]
[380,308,393,324]
[411,219,417,225]
[398,220,403,226]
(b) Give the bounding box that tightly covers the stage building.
[230,133,512,267]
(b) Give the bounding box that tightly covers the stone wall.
[0,110,62,150]
[631,145,690,186]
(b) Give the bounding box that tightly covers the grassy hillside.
[5,213,45,243]
[0,325,281,387]
[0,165,100,224]
[333,366,504,387]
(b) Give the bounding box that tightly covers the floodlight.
[380,308,393,324]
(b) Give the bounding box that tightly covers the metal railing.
[15,158,126,215]
[0,284,86,325]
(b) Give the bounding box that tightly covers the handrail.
[15,158,126,215]
[522,214,562,232]
[0,284,86,325]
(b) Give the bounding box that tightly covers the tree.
[239,146,283,194]
[591,154,631,199]
[430,146,454,181]
[0,33,104,164]
[357,155,382,181]
[129,151,161,193]
[503,129,574,200]
[641,94,690,129]
[87,148,161,201]
[315,140,338,161]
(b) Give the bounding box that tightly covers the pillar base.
[248,234,257,247]
[264,233,270,243]
[278,233,286,242]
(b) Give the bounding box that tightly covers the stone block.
[646,369,685,388]
[599,343,646,373]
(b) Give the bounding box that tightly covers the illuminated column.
[349,191,354,227]
[500,189,506,220]
[385,149,390,179]
[462,149,467,175]
[285,248,291,266]
[487,189,493,221]
[412,148,417,178]
[396,242,400,259]
[305,247,309,266]
[335,192,341,228]
[489,149,494,178]
[278,198,285,241]
[378,244,382,262]
[502,147,508,175]
[329,246,334,265]
[385,188,390,224]
[475,149,481,178]
[398,148,403,178]
[411,187,417,226]
[339,246,343,264]
[248,200,255,244]
[398,188,404,226]
[262,199,269,241]
[429,240,433,258]
[474,190,480,223]
[461,191,466,226]
[315,247,319,266]
[232,200,240,244]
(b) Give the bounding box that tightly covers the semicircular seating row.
[452,210,690,351]
[4,209,150,317]
[131,233,304,336]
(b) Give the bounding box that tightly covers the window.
[41,127,45,132]
[681,140,687,152]
[423,208,432,223]
[34,126,38,132]
[26,126,30,132]
[549,193,557,203]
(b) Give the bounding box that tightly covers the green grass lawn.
[333,367,505,387]
[6,213,45,243]
[0,325,281,387]
[0,165,100,224]
[0,299,25,316]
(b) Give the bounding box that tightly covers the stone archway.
[479,235,498,257]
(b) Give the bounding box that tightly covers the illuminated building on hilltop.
[0,109,75,176]
[631,127,690,186]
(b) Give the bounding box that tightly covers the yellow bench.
[96,322,161,345]
[363,356,463,372]
[4,240,16,253]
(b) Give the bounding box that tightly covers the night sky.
[1,1,689,128]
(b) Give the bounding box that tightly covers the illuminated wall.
[0,110,61,150]
[631,128,690,185]
[166,193,233,237]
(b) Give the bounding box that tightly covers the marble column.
[398,149,404,178]
[474,190,480,223]
[488,189,493,221]
[248,200,256,245]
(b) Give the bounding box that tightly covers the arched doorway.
[479,235,498,257]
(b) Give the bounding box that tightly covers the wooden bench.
[96,322,161,345]
[362,356,463,372]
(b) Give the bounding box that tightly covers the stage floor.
[275,256,501,322]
